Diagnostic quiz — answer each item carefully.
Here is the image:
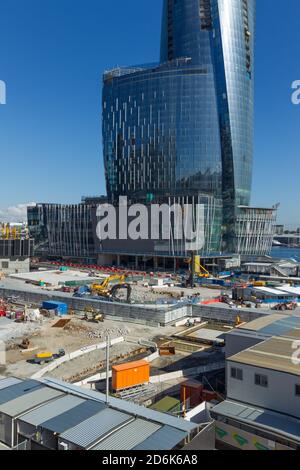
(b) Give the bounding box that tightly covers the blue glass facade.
[102,0,255,253]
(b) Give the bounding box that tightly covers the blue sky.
[0,0,299,225]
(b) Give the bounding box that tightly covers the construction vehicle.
[20,338,31,350]
[272,302,297,312]
[82,307,105,323]
[90,274,132,302]
[82,312,105,323]
[252,280,266,287]
[90,274,127,293]
[33,349,65,365]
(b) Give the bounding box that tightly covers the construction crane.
[184,253,211,288]
[184,255,210,278]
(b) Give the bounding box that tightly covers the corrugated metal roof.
[92,418,161,450]
[41,377,198,433]
[277,286,300,296]
[211,400,300,442]
[99,395,198,433]
[133,425,187,450]
[0,386,63,417]
[260,316,300,337]
[19,394,84,426]
[42,399,105,434]
[253,287,291,296]
[60,408,132,448]
[0,377,22,391]
[238,314,286,332]
[0,379,42,405]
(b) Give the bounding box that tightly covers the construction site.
[0,253,299,450]
[0,253,299,413]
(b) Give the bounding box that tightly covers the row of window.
[231,367,300,396]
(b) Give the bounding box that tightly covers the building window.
[231,367,243,381]
[255,374,268,388]
[1,262,9,269]
[295,385,300,397]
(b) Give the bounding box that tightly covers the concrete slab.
[10,270,105,287]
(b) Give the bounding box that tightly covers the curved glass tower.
[102,0,256,253]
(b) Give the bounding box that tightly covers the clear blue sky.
[0,0,299,225]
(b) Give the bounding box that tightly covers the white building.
[211,330,300,450]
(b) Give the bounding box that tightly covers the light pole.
[105,332,110,405]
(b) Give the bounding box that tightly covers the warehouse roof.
[237,314,286,332]
[42,399,105,434]
[234,314,300,340]
[0,377,22,391]
[41,377,198,433]
[259,316,300,337]
[228,336,300,376]
[133,425,187,450]
[0,379,42,406]
[0,377,198,451]
[59,408,133,448]
[19,394,84,427]
[253,287,292,296]
[277,286,300,296]
[91,418,161,450]
[0,386,63,417]
[211,400,300,443]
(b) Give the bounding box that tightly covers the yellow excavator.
[90,274,126,294]
[90,274,132,302]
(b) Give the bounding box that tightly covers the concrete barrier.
[0,287,187,326]
[74,349,160,387]
[31,336,124,379]
[0,286,269,327]
[144,350,160,363]
[192,304,268,324]
[149,361,225,384]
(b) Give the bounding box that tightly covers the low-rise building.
[0,239,33,275]
[212,330,300,450]
[0,376,214,451]
[225,313,300,357]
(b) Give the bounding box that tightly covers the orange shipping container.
[112,360,150,391]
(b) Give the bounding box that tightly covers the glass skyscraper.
[102,0,257,254]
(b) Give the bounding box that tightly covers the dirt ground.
[3,316,180,381]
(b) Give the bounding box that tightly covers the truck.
[33,349,65,365]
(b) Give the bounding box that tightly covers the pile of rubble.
[87,327,130,340]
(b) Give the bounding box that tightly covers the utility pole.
[105,333,110,405]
